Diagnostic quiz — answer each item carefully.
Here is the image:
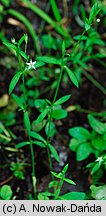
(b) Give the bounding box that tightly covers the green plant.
[0,185,13,200]
[10,162,26,180]
[1,1,105,200]
[90,185,106,200]
[69,114,106,161]
[4,34,80,199]
[69,114,106,188]
[37,164,85,200]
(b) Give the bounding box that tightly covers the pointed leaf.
[29,131,45,142]
[51,109,67,119]
[16,141,30,148]
[64,178,76,185]
[33,141,45,148]
[54,95,71,106]
[45,121,56,138]
[36,56,61,65]
[12,94,24,109]
[88,114,106,135]
[35,108,48,123]
[64,66,79,87]
[48,144,60,162]
[9,71,22,94]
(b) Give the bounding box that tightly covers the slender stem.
[22,70,36,198]
[29,137,36,199]
[71,29,86,57]
[54,177,64,200]
[47,144,53,171]
[45,66,64,181]
[53,66,64,104]
[22,74,27,109]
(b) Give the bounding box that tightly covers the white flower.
[26,59,36,70]
[11,38,16,44]
[96,18,100,23]
[96,156,103,163]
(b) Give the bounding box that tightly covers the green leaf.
[88,114,106,135]
[35,61,45,68]
[19,50,28,60]
[0,185,13,200]
[1,0,11,7]
[64,178,76,185]
[69,127,90,141]
[9,71,22,94]
[34,99,47,112]
[14,170,25,180]
[91,163,101,175]
[89,3,101,24]
[64,66,79,87]
[18,34,28,47]
[60,192,85,200]
[62,164,69,174]
[48,144,60,162]
[45,121,56,138]
[85,22,91,31]
[12,94,24,109]
[3,41,17,51]
[51,109,67,120]
[92,138,105,151]
[69,138,83,152]
[54,95,71,106]
[50,0,61,22]
[32,120,47,132]
[51,171,62,178]
[33,141,45,148]
[29,131,45,142]
[76,142,92,161]
[16,141,30,148]
[35,108,49,123]
[62,41,65,58]
[36,56,61,65]
[24,112,31,133]
[90,185,106,200]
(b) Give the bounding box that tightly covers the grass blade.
[21,0,68,37]
[50,0,61,22]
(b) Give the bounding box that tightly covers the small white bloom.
[26,59,36,70]
[96,18,100,23]
[11,38,16,44]
[96,156,103,163]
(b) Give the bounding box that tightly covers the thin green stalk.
[17,47,37,198]
[22,74,27,110]
[45,66,64,177]
[54,177,64,199]
[71,29,86,57]
[22,74,36,198]
[53,66,64,104]
[29,136,36,199]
